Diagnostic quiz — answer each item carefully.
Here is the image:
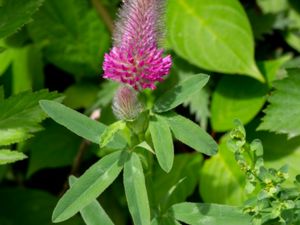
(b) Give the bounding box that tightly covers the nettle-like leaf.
[27,0,110,77]
[183,87,210,130]
[258,69,300,138]
[0,90,61,145]
[0,0,44,39]
[0,149,27,165]
[166,0,263,81]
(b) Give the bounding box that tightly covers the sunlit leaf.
[211,76,268,132]
[167,0,263,81]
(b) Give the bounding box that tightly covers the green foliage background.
[1,0,300,224]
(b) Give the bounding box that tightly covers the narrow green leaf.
[0,149,27,165]
[163,112,218,156]
[167,0,263,81]
[153,74,209,113]
[100,121,126,148]
[39,100,126,149]
[170,202,252,225]
[69,176,114,225]
[149,115,174,172]
[52,150,128,223]
[124,152,151,225]
[0,0,44,38]
[211,76,268,132]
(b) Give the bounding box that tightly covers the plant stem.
[91,0,114,33]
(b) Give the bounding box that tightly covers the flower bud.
[112,86,143,120]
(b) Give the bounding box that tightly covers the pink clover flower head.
[103,0,172,91]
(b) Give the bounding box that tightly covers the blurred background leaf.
[27,0,110,78]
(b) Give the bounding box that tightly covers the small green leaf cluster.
[228,121,300,225]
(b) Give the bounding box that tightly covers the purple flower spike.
[103,0,172,91]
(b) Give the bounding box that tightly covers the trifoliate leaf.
[0,0,44,39]
[258,69,300,138]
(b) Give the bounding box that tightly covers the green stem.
[91,0,114,33]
